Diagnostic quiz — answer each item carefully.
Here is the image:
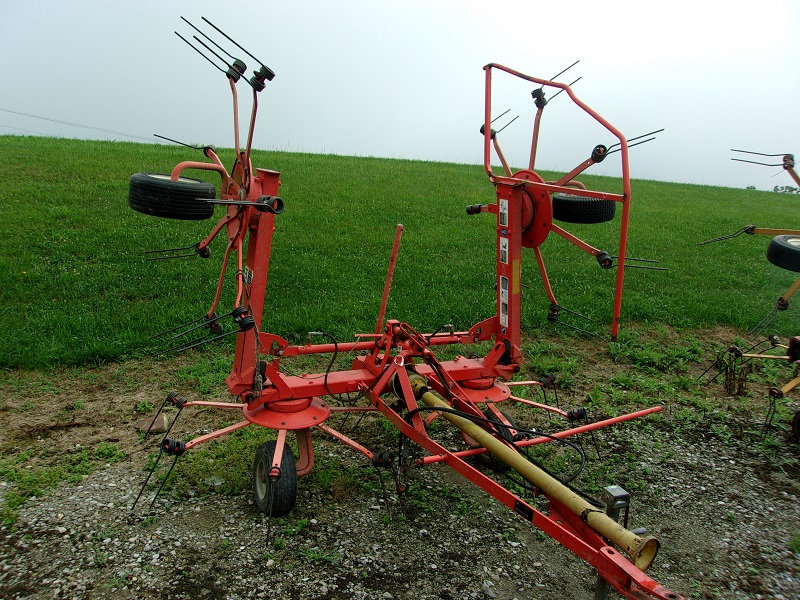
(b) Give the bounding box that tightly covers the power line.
[0,123,52,136]
[0,107,154,143]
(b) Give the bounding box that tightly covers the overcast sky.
[2,0,798,191]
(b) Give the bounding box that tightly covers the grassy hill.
[0,135,797,368]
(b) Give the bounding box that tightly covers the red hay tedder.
[128,18,683,600]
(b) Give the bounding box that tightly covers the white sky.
[1,0,798,191]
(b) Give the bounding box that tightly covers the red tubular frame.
[483,63,631,341]
[143,61,682,600]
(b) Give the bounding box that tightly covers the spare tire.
[129,172,216,220]
[766,234,800,272]
[552,193,616,224]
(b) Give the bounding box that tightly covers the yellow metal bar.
[780,277,800,303]
[407,374,660,570]
[751,227,800,236]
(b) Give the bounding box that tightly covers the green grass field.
[0,135,797,368]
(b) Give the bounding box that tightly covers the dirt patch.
[1,326,800,599]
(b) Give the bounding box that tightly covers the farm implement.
[129,18,682,600]
[700,149,800,439]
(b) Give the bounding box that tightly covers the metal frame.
[481,64,637,341]
[133,22,682,600]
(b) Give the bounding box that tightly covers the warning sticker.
[499,276,509,327]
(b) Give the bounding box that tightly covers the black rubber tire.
[128,172,216,220]
[791,411,800,443]
[766,234,800,273]
[552,193,616,224]
[253,441,297,517]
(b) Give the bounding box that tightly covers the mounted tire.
[128,172,216,220]
[552,193,616,224]
[253,441,298,517]
[766,234,800,272]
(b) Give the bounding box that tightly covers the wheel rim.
[255,458,268,502]
[788,237,800,249]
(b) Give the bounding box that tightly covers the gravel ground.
[2,332,800,599]
[3,422,800,600]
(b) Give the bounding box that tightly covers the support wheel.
[128,172,216,220]
[766,235,800,272]
[253,440,297,516]
[552,193,616,224]
[792,411,800,443]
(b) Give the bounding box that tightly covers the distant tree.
[746,185,756,190]
[774,185,800,194]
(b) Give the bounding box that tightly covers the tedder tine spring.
[174,31,228,76]
[607,129,664,154]
[698,226,754,246]
[147,454,181,513]
[150,311,228,340]
[161,329,239,354]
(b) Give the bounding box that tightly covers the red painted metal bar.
[170,160,228,180]
[550,223,603,256]
[270,429,288,476]
[505,394,568,417]
[244,87,258,167]
[208,235,237,318]
[528,106,545,171]
[317,423,375,460]
[483,65,495,180]
[295,428,315,477]
[184,420,251,451]
[612,194,631,340]
[493,136,512,176]
[493,179,625,202]
[533,246,558,304]
[182,401,247,409]
[553,157,598,187]
[786,163,800,187]
[375,224,404,333]
[230,76,241,156]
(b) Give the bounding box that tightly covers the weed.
[710,423,734,445]
[135,399,155,415]
[95,442,125,463]
[104,573,128,591]
[282,518,309,536]
[789,533,800,553]
[301,547,337,563]
[92,544,108,567]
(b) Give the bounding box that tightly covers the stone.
[133,414,168,434]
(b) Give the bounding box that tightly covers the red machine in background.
[128,18,682,600]
[700,149,800,439]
